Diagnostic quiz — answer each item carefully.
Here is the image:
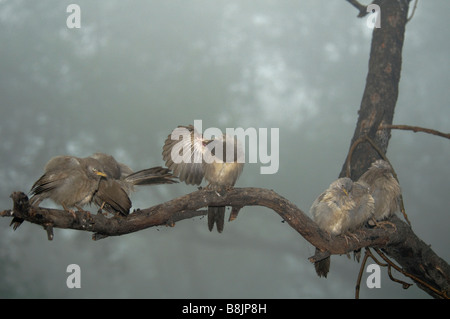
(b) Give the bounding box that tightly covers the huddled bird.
[311,160,402,277]
[351,159,402,262]
[357,159,401,223]
[28,155,108,214]
[310,177,375,277]
[11,153,177,230]
[162,124,244,233]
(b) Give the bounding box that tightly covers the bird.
[10,155,108,230]
[29,156,107,210]
[310,177,375,277]
[162,124,244,232]
[10,153,178,230]
[88,152,178,216]
[357,159,401,222]
[351,160,402,262]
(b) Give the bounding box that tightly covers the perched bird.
[162,125,244,232]
[10,156,108,230]
[88,152,178,216]
[10,153,177,230]
[351,160,401,262]
[358,159,401,222]
[310,177,374,277]
[27,155,107,211]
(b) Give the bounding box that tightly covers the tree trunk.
[339,0,449,298]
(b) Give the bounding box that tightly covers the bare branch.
[4,186,448,298]
[407,0,419,23]
[3,189,395,253]
[379,124,450,140]
[346,0,369,17]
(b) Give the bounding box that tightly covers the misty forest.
[1,1,449,299]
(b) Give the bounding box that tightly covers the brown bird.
[29,156,107,210]
[162,125,244,232]
[357,159,401,222]
[10,155,108,230]
[89,152,178,216]
[310,177,374,277]
[352,160,401,262]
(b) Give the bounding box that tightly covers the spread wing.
[162,125,205,185]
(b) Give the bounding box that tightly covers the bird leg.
[97,201,109,216]
[206,183,227,197]
[62,204,77,219]
[74,204,93,219]
[343,231,361,245]
[369,217,397,231]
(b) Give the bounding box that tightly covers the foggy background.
[0,0,448,299]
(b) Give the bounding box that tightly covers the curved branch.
[407,0,419,23]
[346,0,368,17]
[379,124,450,140]
[2,184,449,298]
[3,188,396,254]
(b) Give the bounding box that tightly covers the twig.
[379,124,450,140]
[407,0,419,23]
[346,0,368,17]
[355,248,372,299]
[355,248,389,299]
[345,135,388,178]
[356,248,412,299]
[374,248,449,299]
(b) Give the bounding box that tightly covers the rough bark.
[340,0,408,180]
[3,189,395,252]
[338,0,449,298]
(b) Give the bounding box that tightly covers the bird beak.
[342,188,349,197]
[96,171,107,178]
[202,139,214,146]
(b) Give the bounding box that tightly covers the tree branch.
[3,189,393,253]
[407,0,419,23]
[346,0,370,17]
[379,124,450,140]
[3,187,448,298]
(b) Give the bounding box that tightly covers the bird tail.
[208,206,225,233]
[314,248,331,278]
[125,167,178,185]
